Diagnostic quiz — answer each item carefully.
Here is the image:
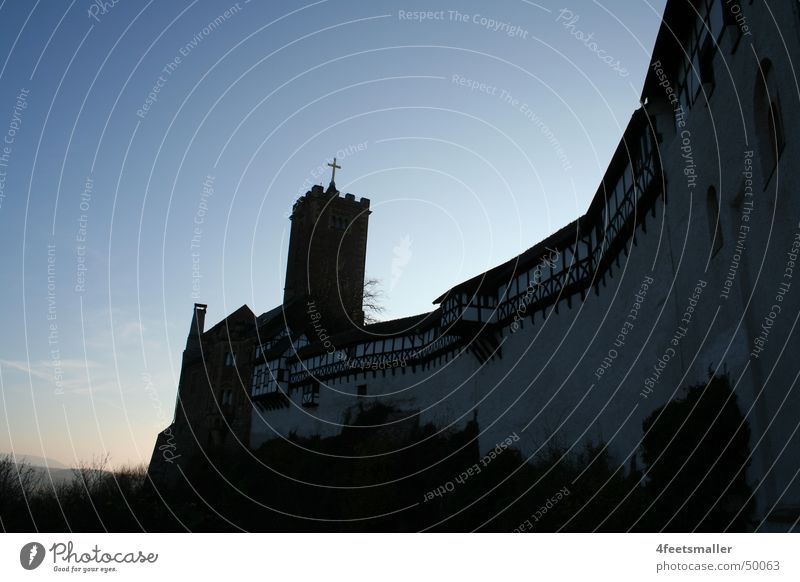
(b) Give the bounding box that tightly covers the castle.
[149,0,800,531]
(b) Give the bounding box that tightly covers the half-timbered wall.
[245,0,800,530]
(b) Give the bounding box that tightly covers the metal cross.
[327,157,341,184]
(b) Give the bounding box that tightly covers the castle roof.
[432,218,581,304]
[433,106,656,306]
[201,304,256,338]
[640,0,697,102]
[294,310,440,359]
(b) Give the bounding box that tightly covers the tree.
[640,374,753,531]
[362,277,385,324]
[0,455,39,529]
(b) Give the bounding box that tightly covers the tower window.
[224,351,236,367]
[331,215,349,230]
[220,389,233,406]
[357,384,367,397]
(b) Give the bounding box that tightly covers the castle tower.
[176,302,207,426]
[185,302,207,354]
[283,159,371,331]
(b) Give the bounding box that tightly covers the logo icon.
[20,542,46,570]
[390,234,413,291]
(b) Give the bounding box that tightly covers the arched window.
[707,186,723,256]
[219,387,233,407]
[754,59,786,183]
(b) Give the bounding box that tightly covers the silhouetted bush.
[640,373,754,531]
[152,404,643,532]
[0,455,39,530]
[2,379,755,532]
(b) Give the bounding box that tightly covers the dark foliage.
[640,374,754,531]
[2,376,754,532]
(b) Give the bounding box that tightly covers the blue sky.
[0,0,666,467]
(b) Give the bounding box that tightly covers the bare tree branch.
[363,277,385,324]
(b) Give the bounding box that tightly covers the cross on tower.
[327,157,341,185]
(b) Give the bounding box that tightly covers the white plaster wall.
[250,1,800,529]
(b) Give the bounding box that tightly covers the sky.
[0,0,666,468]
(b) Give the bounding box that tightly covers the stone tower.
[283,169,371,332]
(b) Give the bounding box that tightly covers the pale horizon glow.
[0,0,666,467]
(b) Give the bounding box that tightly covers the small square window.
[331,215,349,230]
[357,384,367,397]
[302,383,320,407]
